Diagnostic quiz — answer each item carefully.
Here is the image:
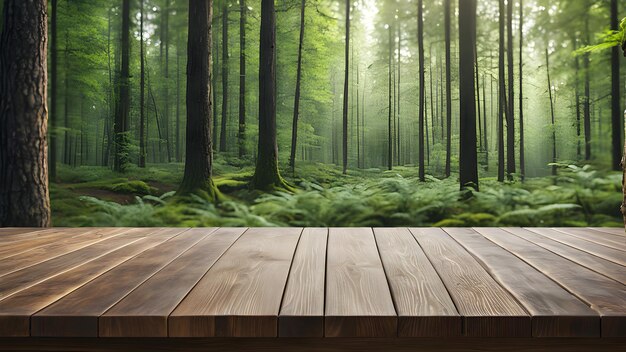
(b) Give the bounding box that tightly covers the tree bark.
[114,0,131,172]
[238,0,247,158]
[388,24,393,171]
[163,0,171,162]
[0,0,51,227]
[497,0,505,182]
[610,0,622,170]
[459,0,478,191]
[342,0,349,175]
[252,0,289,190]
[444,0,452,178]
[418,0,425,181]
[584,8,592,160]
[179,0,217,198]
[139,0,146,168]
[546,48,557,177]
[289,0,306,172]
[219,2,228,153]
[519,0,525,181]
[49,0,58,180]
[506,0,515,179]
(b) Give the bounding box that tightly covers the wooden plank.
[553,228,625,251]
[325,228,397,338]
[373,228,461,337]
[409,228,530,337]
[169,228,302,338]
[279,228,328,337]
[478,227,626,337]
[525,228,625,266]
[0,228,161,301]
[99,228,244,338]
[0,337,626,352]
[31,228,209,337]
[0,228,42,237]
[0,228,184,337]
[0,228,136,277]
[590,227,625,237]
[444,228,599,337]
[506,227,625,284]
[0,228,95,258]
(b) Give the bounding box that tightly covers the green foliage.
[575,17,626,55]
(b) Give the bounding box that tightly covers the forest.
[0,0,625,228]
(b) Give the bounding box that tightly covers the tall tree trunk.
[103,8,113,167]
[212,9,218,149]
[459,0,478,191]
[219,2,228,152]
[0,0,51,227]
[475,42,482,151]
[573,37,581,159]
[175,31,182,162]
[252,0,289,190]
[139,0,147,168]
[49,0,58,181]
[418,0,425,181]
[342,0,350,174]
[546,48,557,177]
[584,9,592,160]
[388,24,393,171]
[114,0,131,172]
[610,0,622,170]
[289,0,306,172]
[519,0,525,180]
[357,54,361,167]
[64,30,70,165]
[238,0,247,158]
[397,28,401,166]
[179,0,218,197]
[444,0,452,178]
[497,0,505,181]
[163,0,171,162]
[506,0,515,179]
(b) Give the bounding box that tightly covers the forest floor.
[50,157,624,228]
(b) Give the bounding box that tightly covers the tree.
[418,0,425,182]
[179,0,218,198]
[610,0,621,171]
[114,0,131,172]
[238,0,247,158]
[251,0,290,190]
[49,0,58,181]
[139,0,147,168]
[497,0,505,182]
[519,0,525,181]
[506,0,515,179]
[289,0,306,172]
[342,0,350,175]
[444,0,452,178]
[219,2,228,153]
[0,0,51,226]
[388,23,393,171]
[459,0,478,191]
[546,48,557,177]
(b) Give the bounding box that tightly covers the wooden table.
[0,227,624,351]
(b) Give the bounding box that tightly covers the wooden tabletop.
[0,227,623,339]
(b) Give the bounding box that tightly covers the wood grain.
[325,228,397,338]
[32,228,206,337]
[99,228,244,337]
[0,228,42,237]
[506,227,625,284]
[479,228,626,337]
[0,228,182,337]
[553,228,625,251]
[0,228,160,301]
[0,228,134,277]
[525,228,625,266]
[589,228,625,237]
[373,228,461,337]
[0,228,93,258]
[409,228,530,337]
[169,228,302,337]
[279,228,328,337]
[445,228,599,337]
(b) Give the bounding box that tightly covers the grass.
[50,159,624,228]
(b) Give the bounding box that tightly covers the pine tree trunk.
[163,0,171,162]
[176,31,181,162]
[388,24,393,171]
[610,0,622,170]
[418,0,425,181]
[444,0,452,178]
[342,0,350,174]
[546,48,557,177]
[139,0,146,168]
[497,0,505,182]
[506,0,515,179]
[252,0,288,190]
[584,8,592,160]
[289,0,306,172]
[114,0,131,172]
[49,0,58,180]
[179,0,217,197]
[238,0,247,158]
[219,3,228,153]
[0,0,51,227]
[459,0,478,191]
[519,0,525,181]
[212,9,218,149]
